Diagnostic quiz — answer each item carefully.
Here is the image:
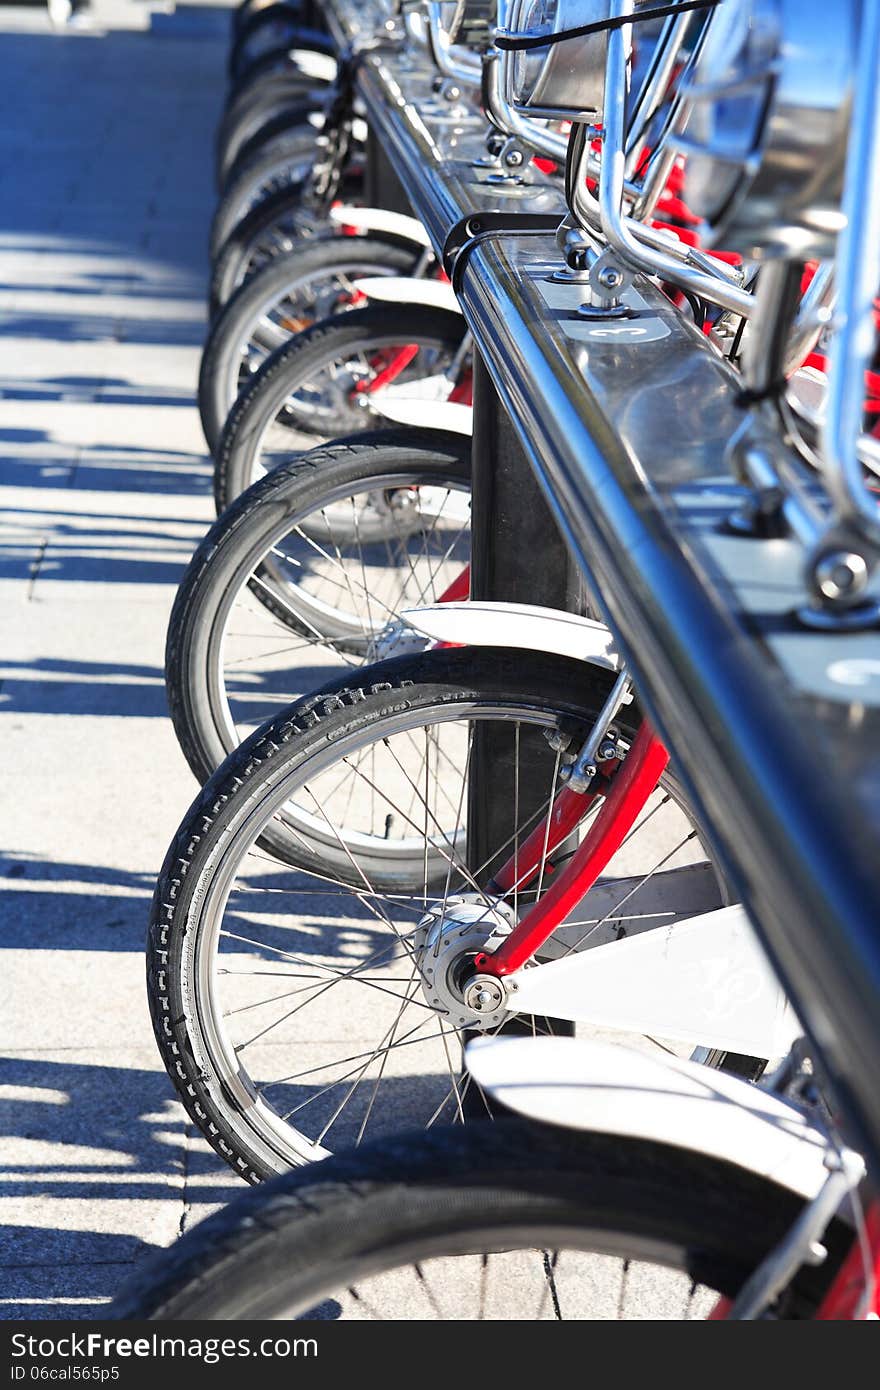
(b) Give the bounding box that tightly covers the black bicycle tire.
[209,179,313,315]
[232,0,303,39]
[217,76,327,177]
[217,94,325,189]
[219,103,324,188]
[112,1118,846,1318]
[209,177,364,317]
[210,128,321,264]
[232,0,310,41]
[199,236,424,452]
[213,302,466,511]
[166,429,471,784]
[229,18,333,85]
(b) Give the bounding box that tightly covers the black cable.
[681,289,706,329]
[495,0,721,53]
[727,314,747,364]
[735,378,789,409]
[564,119,589,211]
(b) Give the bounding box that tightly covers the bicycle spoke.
[314,966,423,1145]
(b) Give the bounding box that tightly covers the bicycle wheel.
[214,303,467,511]
[232,0,309,42]
[229,18,333,85]
[148,646,730,1178]
[210,131,320,265]
[199,236,423,453]
[216,80,328,190]
[209,181,362,318]
[166,429,471,781]
[112,1119,845,1318]
[218,103,323,188]
[216,94,325,190]
[225,42,336,105]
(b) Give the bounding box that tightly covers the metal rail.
[324,1,880,1164]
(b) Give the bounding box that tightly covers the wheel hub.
[414,895,514,1030]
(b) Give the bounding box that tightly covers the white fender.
[400,602,621,669]
[328,205,432,248]
[505,904,799,1059]
[370,375,473,434]
[373,396,473,434]
[465,1036,848,1201]
[285,49,338,83]
[352,277,461,314]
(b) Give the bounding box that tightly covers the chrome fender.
[466,1036,845,1201]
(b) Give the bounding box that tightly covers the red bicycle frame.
[355,343,420,394]
[467,707,880,1318]
[473,721,669,977]
[706,1204,880,1319]
[436,566,470,604]
[815,1202,880,1319]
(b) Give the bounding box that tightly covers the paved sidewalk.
[0,2,245,1318]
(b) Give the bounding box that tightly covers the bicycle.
[199,230,433,452]
[113,1035,873,1319]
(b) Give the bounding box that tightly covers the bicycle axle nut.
[463,976,505,1014]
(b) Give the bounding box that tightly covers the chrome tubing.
[576,1,754,319]
[783,262,836,377]
[623,8,692,177]
[821,0,880,547]
[403,5,430,48]
[427,4,483,85]
[628,4,713,223]
[484,53,569,164]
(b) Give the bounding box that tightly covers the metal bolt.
[464,977,504,1012]
[504,149,524,167]
[597,265,624,291]
[814,549,868,603]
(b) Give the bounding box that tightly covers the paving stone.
[0,1265,143,1322]
[0,0,233,1319]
